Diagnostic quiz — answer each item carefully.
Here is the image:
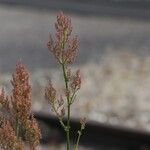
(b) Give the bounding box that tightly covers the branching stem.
[62,63,71,150]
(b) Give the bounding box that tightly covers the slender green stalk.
[52,104,66,130]
[62,63,71,150]
[74,131,82,150]
[46,12,86,150]
[74,117,86,150]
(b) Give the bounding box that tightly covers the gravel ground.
[2,51,150,150]
[32,52,150,132]
[2,51,150,131]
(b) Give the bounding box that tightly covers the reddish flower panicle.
[23,115,41,150]
[0,121,24,150]
[10,62,41,149]
[11,62,32,122]
[47,12,78,65]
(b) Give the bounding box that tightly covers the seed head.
[0,121,24,150]
[10,62,41,149]
[23,115,41,150]
[11,62,32,123]
[47,12,78,65]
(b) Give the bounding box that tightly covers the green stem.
[62,63,71,150]
[60,30,71,150]
[74,130,82,150]
[70,90,76,104]
[59,118,66,130]
[52,105,66,130]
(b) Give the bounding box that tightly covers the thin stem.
[70,90,76,104]
[62,63,71,150]
[74,122,86,150]
[74,130,82,150]
[59,29,71,150]
[59,119,66,130]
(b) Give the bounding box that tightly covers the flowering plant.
[45,12,86,150]
[0,12,85,150]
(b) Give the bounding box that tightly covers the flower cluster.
[23,116,41,150]
[45,82,65,118]
[46,12,81,117]
[11,62,32,123]
[0,121,24,150]
[0,62,41,150]
[47,12,78,65]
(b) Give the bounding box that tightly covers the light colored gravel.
[1,51,150,132]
